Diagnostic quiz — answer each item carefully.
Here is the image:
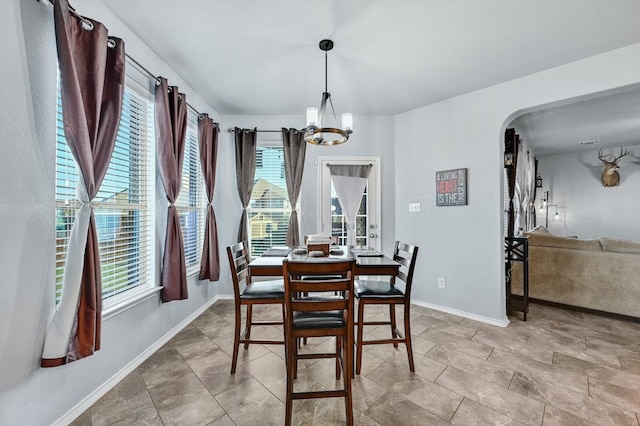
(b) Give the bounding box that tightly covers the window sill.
[103,286,163,320]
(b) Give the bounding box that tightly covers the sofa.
[510,227,640,318]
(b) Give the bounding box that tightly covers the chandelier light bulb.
[306,107,318,127]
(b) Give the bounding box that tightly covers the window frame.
[247,140,295,256]
[54,59,157,313]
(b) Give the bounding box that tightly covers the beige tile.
[542,404,601,426]
[69,409,91,426]
[488,347,588,395]
[215,378,285,426]
[138,347,191,389]
[429,345,515,388]
[552,352,640,391]
[90,371,155,426]
[420,330,494,359]
[472,329,554,364]
[77,301,640,426]
[186,346,254,396]
[351,375,387,413]
[364,392,450,426]
[450,398,525,426]
[620,355,640,375]
[367,362,463,421]
[148,372,225,426]
[508,371,637,425]
[589,377,640,413]
[435,367,544,426]
[109,407,163,426]
[206,414,236,426]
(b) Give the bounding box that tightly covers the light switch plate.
[409,203,421,212]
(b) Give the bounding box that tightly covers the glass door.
[317,157,381,251]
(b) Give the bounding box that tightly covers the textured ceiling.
[511,86,640,156]
[98,0,640,117]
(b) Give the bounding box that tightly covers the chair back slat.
[392,241,419,296]
[227,241,252,299]
[283,260,356,316]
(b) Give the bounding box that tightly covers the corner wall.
[394,42,640,322]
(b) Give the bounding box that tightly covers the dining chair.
[226,241,285,374]
[355,241,419,374]
[282,259,356,426]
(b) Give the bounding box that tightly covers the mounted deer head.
[598,147,629,187]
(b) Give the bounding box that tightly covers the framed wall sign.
[436,168,467,206]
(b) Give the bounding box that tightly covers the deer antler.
[613,147,630,163]
[598,147,629,165]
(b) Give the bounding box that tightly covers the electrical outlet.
[437,276,446,289]
[409,202,421,212]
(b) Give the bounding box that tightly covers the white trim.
[52,295,223,426]
[412,298,510,328]
[103,286,162,320]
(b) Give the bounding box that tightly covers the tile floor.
[70,300,640,425]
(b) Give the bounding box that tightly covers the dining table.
[249,246,400,277]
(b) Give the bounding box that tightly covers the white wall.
[395,42,640,323]
[535,144,640,240]
[220,115,396,256]
[0,1,231,424]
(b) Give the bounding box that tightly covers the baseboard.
[53,295,223,426]
[412,299,510,328]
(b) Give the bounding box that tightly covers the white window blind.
[55,69,155,304]
[175,116,205,270]
[248,145,290,257]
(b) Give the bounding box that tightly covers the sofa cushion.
[523,232,602,251]
[599,238,640,254]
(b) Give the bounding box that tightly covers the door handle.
[369,233,377,238]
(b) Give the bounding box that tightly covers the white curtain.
[514,141,536,234]
[328,164,372,247]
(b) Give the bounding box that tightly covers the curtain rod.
[326,163,373,166]
[39,0,204,119]
[226,129,285,133]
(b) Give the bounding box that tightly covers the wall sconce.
[535,173,543,188]
[540,190,549,208]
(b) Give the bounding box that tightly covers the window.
[55,65,155,305]
[175,116,205,270]
[330,182,369,247]
[248,145,290,256]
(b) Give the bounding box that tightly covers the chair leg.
[336,335,342,380]
[285,334,295,426]
[244,304,253,349]
[390,304,399,348]
[231,304,241,374]
[404,303,415,372]
[344,330,354,425]
[356,299,365,375]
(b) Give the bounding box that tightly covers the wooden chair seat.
[240,280,284,299]
[355,280,405,297]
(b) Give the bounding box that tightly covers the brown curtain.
[234,128,257,245]
[282,128,306,247]
[155,77,188,302]
[42,0,125,367]
[198,114,220,281]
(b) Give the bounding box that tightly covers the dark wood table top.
[249,246,400,277]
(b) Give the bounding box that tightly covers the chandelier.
[304,39,353,145]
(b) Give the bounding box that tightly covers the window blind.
[175,116,205,270]
[55,71,155,304]
[248,146,290,256]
